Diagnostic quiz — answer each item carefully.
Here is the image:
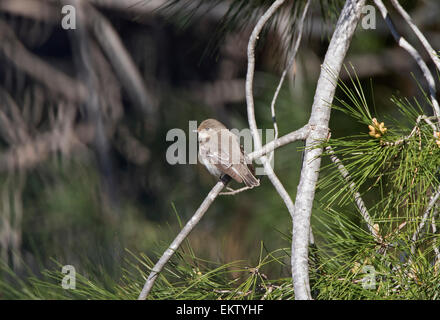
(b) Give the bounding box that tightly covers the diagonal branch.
[326,145,381,242]
[0,19,87,102]
[84,2,157,118]
[411,185,440,255]
[137,121,310,299]
[138,179,227,300]
[219,185,252,196]
[373,0,440,123]
[390,0,440,72]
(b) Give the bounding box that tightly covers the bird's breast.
[199,153,222,177]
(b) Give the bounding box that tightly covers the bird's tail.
[242,169,260,188]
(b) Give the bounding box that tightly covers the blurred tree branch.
[0,20,88,102]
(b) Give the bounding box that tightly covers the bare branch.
[219,185,252,196]
[0,123,93,172]
[247,124,310,161]
[0,0,59,22]
[246,0,297,217]
[244,0,300,284]
[390,0,440,72]
[373,0,440,123]
[292,0,366,299]
[244,0,324,300]
[269,0,310,163]
[138,180,227,300]
[431,212,440,265]
[0,19,88,102]
[84,2,156,117]
[326,146,381,242]
[411,185,440,255]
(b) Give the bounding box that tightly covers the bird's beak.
[192,129,198,133]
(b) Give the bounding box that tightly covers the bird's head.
[196,119,227,141]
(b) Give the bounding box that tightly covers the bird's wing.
[214,131,258,187]
[207,130,257,185]
[200,130,239,168]
[199,130,242,183]
[200,139,231,168]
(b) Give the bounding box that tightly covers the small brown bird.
[196,119,260,188]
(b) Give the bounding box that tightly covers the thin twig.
[373,0,440,124]
[247,124,310,161]
[422,115,438,133]
[138,180,227,299]
[380,115,425,146]
[326,146,381,242]
[246,0,297,217]
[269,0,310,163]
[411,185,440,255]
[390,0,440,72]
[213,289,252,297]
[220,186,252,196]
[431,212,440,265]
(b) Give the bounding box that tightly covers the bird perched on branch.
[196,119,260,188]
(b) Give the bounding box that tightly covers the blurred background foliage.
[0,0,440,299]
